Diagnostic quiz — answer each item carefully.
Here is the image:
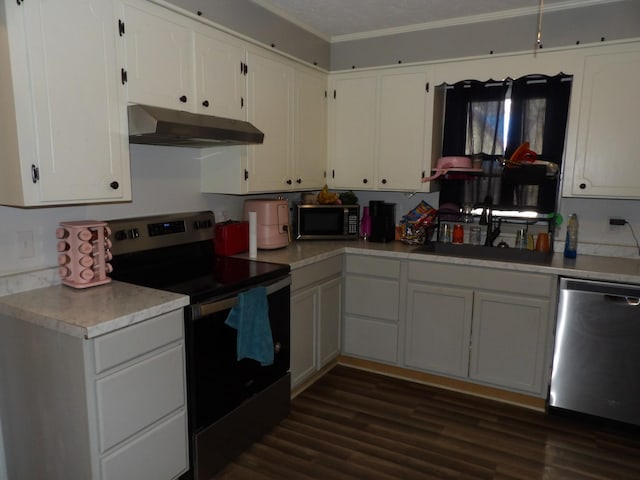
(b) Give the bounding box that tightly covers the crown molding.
[329,0,625,43]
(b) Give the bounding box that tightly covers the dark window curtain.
[505,74,572,164]
[442,81,508,156]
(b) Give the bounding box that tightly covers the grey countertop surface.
[236,239,640,285]
[2,239,639,339]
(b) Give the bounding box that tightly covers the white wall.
[0,145,249,277]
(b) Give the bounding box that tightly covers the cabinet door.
[246,50,294,192]
[377,71,429,191]
[318,276,342,367]
[122,1,194,112]
[17,0,130,204]
[294,67,328,190]
[328,74,377,189]
[405,283,472,377]
[290,288,317,387]
[569,48,640,198]
[469,291,549,394]
[194,31,246,120]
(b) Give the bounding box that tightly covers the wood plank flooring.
[213,365,640,479]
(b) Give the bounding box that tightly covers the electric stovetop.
[107,211,289,303]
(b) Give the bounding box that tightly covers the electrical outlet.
[16,231,35,258]
[609,218,627,226]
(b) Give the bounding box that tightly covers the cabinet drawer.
[96,344,185,452]
[345,275,399,321]
[94,309,183,374]
[101,409,188,480]
[346,255,400,278]
[291,255,343,292]
[343,316,398,364]
[408,261,554,297]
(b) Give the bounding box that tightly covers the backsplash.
[1,145,640,279]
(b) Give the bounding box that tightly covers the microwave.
[295,204,360,240]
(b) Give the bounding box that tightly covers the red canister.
[452,224,464,244]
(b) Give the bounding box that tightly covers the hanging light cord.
[535,0,545,55]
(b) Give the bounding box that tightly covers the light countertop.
[2,240,639,339]
[236,239,640,285]
[0,281,189,339]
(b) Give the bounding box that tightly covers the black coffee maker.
[368,201,396,242]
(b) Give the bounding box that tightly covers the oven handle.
[192,275,291,319]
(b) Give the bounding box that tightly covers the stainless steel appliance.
[127,104,264,147]
[108,211,290,480]
[549,277,640,426]
[294,204,359,240]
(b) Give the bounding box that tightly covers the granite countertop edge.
[237,240,640,285]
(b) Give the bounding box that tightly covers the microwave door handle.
[194,276,290,318]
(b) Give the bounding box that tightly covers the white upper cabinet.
[120,0,195,111]
[0,0,131,206]
[328,73,378,190]
[328,67,432,192]
[200,60,327,195]
[377,70,431,191]
[564,44,640,198]
[245,49,294,192]
[293,65,328,190]
[194,29,246,120]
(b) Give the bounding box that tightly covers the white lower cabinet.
[290,256,343,389]
[343,255,401,364]
[404,261,556,397]
[0,308,188,480]
[405,283,473,377]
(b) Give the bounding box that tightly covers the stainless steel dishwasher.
[549,277,640,426]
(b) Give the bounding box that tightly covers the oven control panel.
[108,211,215,256]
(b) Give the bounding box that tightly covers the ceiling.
[249,0,602,40]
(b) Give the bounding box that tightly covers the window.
[439,74,572,212]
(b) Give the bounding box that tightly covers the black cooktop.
[106,211,289,303]
[110,240,289,303]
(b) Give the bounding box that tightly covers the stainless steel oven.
[108,211,291,480]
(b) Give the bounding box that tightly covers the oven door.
[183,275,291,480]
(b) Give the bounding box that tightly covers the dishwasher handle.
[605,294,640,306]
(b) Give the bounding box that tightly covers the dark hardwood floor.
[214,365,640,479]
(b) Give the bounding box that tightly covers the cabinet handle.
[110,181,119,190]
[179,95,188,103]
[202,100,210,107]
[296,178,302,184]
[31,164,39,183]
[579,183,586,189]
[381,179,387,184]
[286,179,292,185]
[362,178,368,184]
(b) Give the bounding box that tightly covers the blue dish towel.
[225,286,274,366]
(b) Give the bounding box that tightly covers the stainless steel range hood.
[127,104,264,147]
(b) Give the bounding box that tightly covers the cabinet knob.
[202,100,210,107]
[381,179,387,185]
[579,183,586,190]
[286,179,292,185]
[179,95,188,103]
[362,178,368,184]
[296,178,302,184]
[110,181,119,190]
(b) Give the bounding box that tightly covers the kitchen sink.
[413,242,553,264]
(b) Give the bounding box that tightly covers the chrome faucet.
[479,196,500,247]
